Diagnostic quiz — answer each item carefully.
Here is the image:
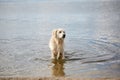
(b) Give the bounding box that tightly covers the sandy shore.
[0,77,119,80]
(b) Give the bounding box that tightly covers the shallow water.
[0,0,120,78]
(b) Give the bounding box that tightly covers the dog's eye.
[59,31,61,33]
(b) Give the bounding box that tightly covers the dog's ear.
[52,29,57,38]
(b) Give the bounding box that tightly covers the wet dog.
[49,29,66,59]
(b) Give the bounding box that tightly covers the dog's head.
[52,29,66,39]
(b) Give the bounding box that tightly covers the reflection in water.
[51,59,65,77]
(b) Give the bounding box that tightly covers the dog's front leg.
[51,50,56,59]
[51,52,54,59]
[57,52,60,59]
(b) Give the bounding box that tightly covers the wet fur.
[49,29,65,59]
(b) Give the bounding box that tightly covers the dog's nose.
[63,34,66,38]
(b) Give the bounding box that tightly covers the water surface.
[0,0,120,78]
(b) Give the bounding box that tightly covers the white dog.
[49,29,66,59]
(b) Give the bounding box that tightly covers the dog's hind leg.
[62,52,65,59]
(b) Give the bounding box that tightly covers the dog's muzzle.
[63,34,66,38]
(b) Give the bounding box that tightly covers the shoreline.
[0,77,120,80]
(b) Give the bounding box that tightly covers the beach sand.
[0,77,119,80]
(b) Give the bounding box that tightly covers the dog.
[49,29,66,59]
